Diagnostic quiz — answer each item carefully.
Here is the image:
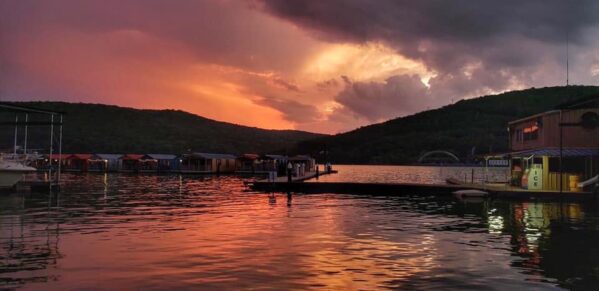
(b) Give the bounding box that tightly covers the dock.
[249,176,597,201]
[255,170,338,183]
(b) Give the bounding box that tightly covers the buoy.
[453,189,489,198]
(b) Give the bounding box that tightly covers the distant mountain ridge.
[0,102,325,154]
[295,85,599,164]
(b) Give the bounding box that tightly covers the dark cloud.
[259,0,599,122]
[334,75,430,122]
[258,0,598,47]
[316,78,339,91]
[270,77,301,92]
[254,96,322,123]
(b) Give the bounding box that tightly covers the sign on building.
[527,164,543,190]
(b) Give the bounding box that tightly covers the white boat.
[0,160,36,189]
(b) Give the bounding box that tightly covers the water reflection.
[0,172,597,290]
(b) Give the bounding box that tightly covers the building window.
[515,129,522,142]
[523,123,539,141]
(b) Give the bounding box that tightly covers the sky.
[1,0,599,134]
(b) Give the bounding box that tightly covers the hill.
[0,102,324,154]
[295,85,599,164]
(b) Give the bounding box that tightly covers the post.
[559,111,563,194]
[23,114,28,154]
[471,168,474,184]
[57,114,63,184]
[287,162,292,183]
[49,114,54,187]
[13,115,18,154]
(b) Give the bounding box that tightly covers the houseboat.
[139,154,179,173]
[504,94,599,192]
[95,154,122,172]
[235,154,284,174]
[63,154,106,172]
[118,154,144,173]
[180,152,236,174]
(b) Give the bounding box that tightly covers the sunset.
[3,1,599,133]
[1,1,599,290]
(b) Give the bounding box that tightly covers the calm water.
[310,165,510,184]
[0,166,597,290]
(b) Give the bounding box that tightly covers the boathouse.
[179,153,236,173]
[142,154,179,172]
[46,154,71,171]
[96,154,122,172]
[506,95,599,191]
[119,154,144,172]
[235,154,261,173]
[262,154,288,175]
[235,154,284,174]
[63,154,88,171]
[288,155,316,176]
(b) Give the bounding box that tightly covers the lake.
[1,166,597,290]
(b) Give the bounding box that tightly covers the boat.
[0,160,36,189]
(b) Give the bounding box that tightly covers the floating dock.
[249,177,597,201]
[255,170,338,183]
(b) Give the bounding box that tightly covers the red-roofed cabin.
[119,154,145,172]
[236,154,260,172]
[63,154,94,172]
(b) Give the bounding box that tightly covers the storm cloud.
[259,0,599,121]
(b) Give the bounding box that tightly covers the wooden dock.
[249,176,597,201]
[255,170,338,183]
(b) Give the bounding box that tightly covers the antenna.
[566,31,569,86]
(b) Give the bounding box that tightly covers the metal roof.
[238,154,260,160]
[120,154,145,160]
[509,148,599,158]
[263,154,286,160]
[96,154,123,160]
[146,154,177,160]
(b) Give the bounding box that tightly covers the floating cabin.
[95,154,122,172]
[42,154,71,171]
[263,154,288,175]
[235,154,283,174]
[62,154,105,172]
[140,154,179,173]
[118,154,145,173]
[498,95,599,192]
[179,153,236,174]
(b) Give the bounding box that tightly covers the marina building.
[507,95,599,191]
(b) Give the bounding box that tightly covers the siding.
[510,108,599,151]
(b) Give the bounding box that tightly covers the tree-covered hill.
[295,85,599,164]
[0,102,324,154]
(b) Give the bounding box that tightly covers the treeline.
[0,102,323,154]
[294,86,599,164]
